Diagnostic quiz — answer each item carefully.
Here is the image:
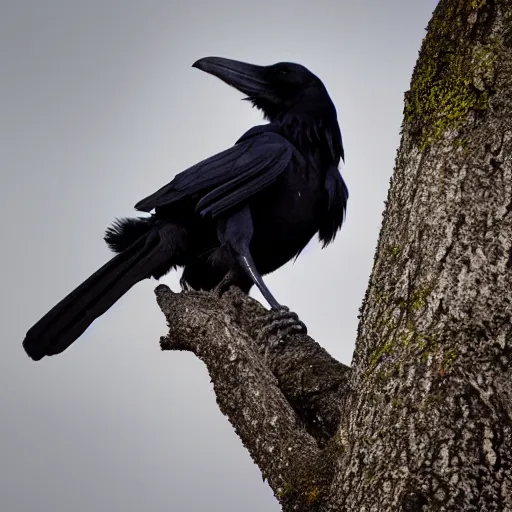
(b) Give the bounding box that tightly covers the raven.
[23,57,348,361]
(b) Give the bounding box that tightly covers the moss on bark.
[404,0,500,150]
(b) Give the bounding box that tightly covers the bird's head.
[192,56,331,121]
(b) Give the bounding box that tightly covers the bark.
[155,1,512,510]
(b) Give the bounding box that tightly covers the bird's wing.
[318,164,349,247]
[135,131,294,218]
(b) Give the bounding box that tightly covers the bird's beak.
[192,57,274,100]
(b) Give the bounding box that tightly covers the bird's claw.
[180,276,192,292]
[256,305,307,345]
[212,276,231,299]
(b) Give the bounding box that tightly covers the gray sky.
[1,1,438,510]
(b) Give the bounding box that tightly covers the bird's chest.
[254,163,323,222]
[248,165,325,269]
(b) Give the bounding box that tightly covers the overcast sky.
[1,1,438,510]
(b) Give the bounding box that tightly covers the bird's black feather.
[104,217,155,253]
[22,56,348,360]
[135,132,295,218]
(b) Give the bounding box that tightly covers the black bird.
[23,57,348,361]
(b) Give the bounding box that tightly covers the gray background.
[1,1,437,510]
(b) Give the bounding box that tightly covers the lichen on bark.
[404,0,501,150]
[343,0,512,509]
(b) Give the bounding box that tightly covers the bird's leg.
[218,208,307,343]
[179,275,193,292]
[233,250,307,343]
[234,248,281,308]
[212,268,239,298]
[218,208,281,308]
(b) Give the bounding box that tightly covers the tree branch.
[218,287,351,445]
[155,284,350,508]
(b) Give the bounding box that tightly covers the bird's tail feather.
[104,216,155,254]
[23,221,187,361]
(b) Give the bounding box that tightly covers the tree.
[153,1,512,509]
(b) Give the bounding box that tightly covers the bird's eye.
[277,69,289,76]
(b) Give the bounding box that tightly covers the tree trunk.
[155,0,512,509]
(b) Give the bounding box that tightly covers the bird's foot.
[180,276,193,292]
[212,270,237,299]
[256,305,307,346]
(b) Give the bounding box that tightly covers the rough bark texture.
[156,285,349,509]
[340,0,512,509]
[155,1,512,510]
